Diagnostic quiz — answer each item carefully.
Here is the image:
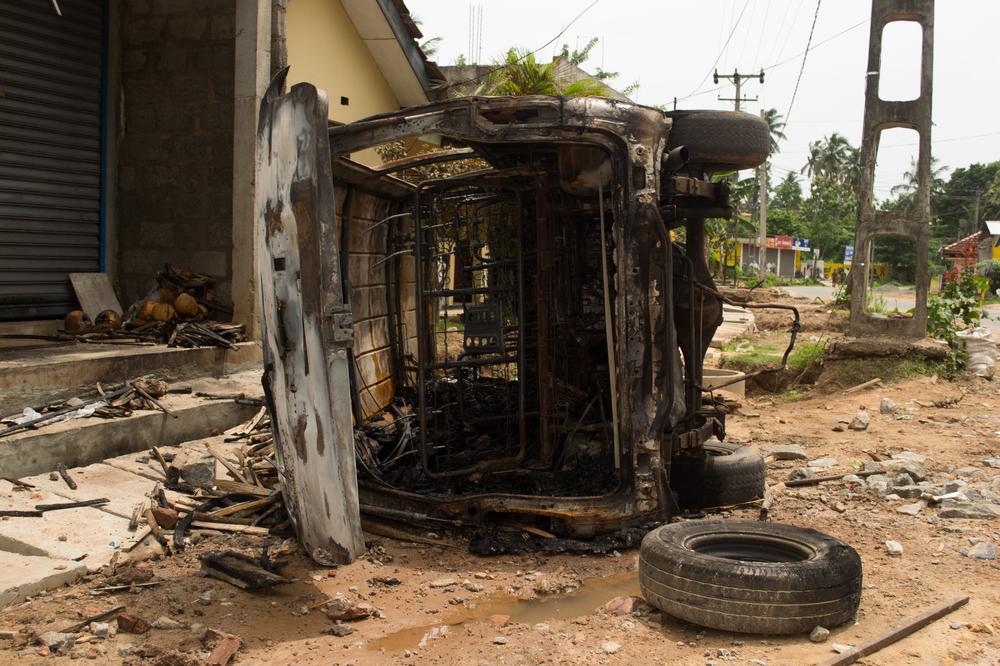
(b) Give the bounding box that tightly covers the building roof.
[341,0,445,107]
[941,230,990,257]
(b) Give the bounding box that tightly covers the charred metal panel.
[850,0,934,337]
[255,73,363,564]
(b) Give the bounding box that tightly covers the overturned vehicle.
[255,71,776,565]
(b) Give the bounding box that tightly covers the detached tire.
[639,520,863,634]
[667,110,770,171]
[670,441,765,509]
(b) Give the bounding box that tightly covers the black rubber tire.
[670,441,765,509]
[666,110,770,171]
[639,520,863,634]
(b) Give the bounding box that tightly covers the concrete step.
[0,428,259,605]
[0,341,260,414]
[0,553,88,606]
[0,371,263,478]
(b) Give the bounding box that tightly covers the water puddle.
[367,570,640,653]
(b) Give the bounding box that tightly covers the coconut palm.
[890,156,948,198]
[762,108,786,154]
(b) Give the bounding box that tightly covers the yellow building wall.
[286,0,402,165]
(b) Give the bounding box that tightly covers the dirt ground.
[3,295,1000,665]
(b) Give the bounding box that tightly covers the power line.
[783,0,822,125]
[685,0,751,98]
[752,0,774,68]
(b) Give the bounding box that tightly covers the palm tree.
[474,48,607,97]
[761,108,786,154]
[890,156,947,198]
[802,133,859,190]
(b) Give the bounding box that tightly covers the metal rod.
[597,181,621,470]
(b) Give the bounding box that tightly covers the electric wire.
[784,0,822,125]
[684,0,751,98]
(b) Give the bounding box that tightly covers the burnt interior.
[353,154,622,499]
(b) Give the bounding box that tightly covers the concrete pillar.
[231,0,272,340]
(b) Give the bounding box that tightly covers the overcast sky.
[408,0,1000,201]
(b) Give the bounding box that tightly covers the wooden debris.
[90,581,161,594]
[199,551,289,590]
[0,510,43,518]
[128,499,150,531]
[785,469,881,488]
[843,377,882,394]
[189,521,270,536]
[2,477,35,489]
[116,613,151,634]
[151,506,179,529]
[56,463,77,490]
[60,606,124,633]
[144,507,169,551]
[822,596,969,666]
[759,482,786,520]
[35,498,108,512]
[206,629,242,666]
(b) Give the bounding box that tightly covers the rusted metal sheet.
[850,0,934,337]
[255,71,363,564]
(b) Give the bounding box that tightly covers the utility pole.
[973,191,982,236]
[757,108,768,279]
[715,69,764,111]
[716,69,767,278]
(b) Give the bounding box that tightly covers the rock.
[884,493,901,501]
[954,467,983,479]
[429,577,457,589]
[879,398,898,415]
[604,595,647,616]
[324,624,354,637]
[809,457,839,469]
[891,450,927,464]
[190,623,206,638]
[117,613,151,635]
[167,450,215,490]
[891,485,924,499]
[963,542,997,560]
[602,641,621,654]
[118,644,134,657]
[982,458,1000,469]
[89,622,110,639]
[151,616,181,630]
[832,502,848,513]
[842,474,865,488]
[462,581,484,593]
[761,443,808,460]
[197,590,214,606]
[789,468,813,482]
[37,632,75,652]
[322,598,373,622]
[939,499,1000,519]
[492,636,508,645]
[896,501,925,516]
[831,643,853,654]
[885,540,904,557]
[863,461,885,473]
[848,410,870,431]
[809,626,830,643]
[866,474,890,496]
[896,462,927,482]
[945,480,968,493]
[950,622,964,630]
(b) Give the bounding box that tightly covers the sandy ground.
[2,300,1000,665]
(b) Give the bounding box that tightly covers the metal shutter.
[0,0,104,320]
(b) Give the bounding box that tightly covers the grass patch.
[787,341,826,372]
[780,387,808,402]
[722,342,782,371]
[436,318,464,332]
[821,356,950,388]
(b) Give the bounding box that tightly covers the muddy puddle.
[368,570,640,653]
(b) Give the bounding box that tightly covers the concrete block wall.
[116,0,237,307]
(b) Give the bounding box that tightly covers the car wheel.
[670,440,765,509]
[666,110,770,171]
[639,520,863,634]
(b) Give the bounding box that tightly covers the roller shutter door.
[0,0,104,320]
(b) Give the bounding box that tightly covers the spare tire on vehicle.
[666,110,770,171]
[670,440,765,509]
[639,520,862,634]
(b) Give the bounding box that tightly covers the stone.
[954,467,983,479]
[789,468,813,481]
[492,636,508,645]
[939,499,1000,519]
[761,443,808,460]
[37,632,75,652]
[945,480,968,493]
[863,461,885,474]
[809,626,830,643]
[848,410,870,431]
[197,590,213,605]
[963,542,997,560]
[831,643,853,653]
[89,622,110,639]
[167,450,215,490]
[896,501,925,516]
[324,624,354,637]
[118,644,134,657]
[891,450,926,464]
[429,577,457,589]
[891,485,924,499]
[190,623,206,637]
[604,596,644,616]
[866,474,890,496]
[885,540,903,557]
[809,457,839,469]
[602,641,621,654]
[879,398,898,415]
[950,622,964,630]
[462,581,484,593]
[842,474,865,488]
[151,616,181,630]
[983,458,1000,469]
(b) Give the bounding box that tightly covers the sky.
[407,0,1000,202]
